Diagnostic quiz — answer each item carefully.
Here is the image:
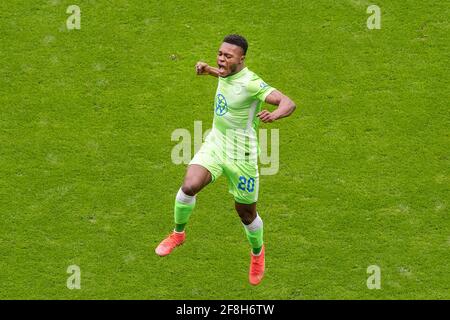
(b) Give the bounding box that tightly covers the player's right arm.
[258,90,296,123]
[195,61,220,77]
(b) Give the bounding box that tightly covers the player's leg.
[235,200,265,286]
[155,164,212,257]
[174,164,212,232]
[224,161,262,255]
[156,135,222,257]
[235,202,264,256]
[224,160,264,285]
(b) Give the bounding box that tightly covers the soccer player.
[155,34,296,285]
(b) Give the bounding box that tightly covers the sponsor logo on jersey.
[215,93,228,116]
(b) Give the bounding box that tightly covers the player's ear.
[240,55,246,64]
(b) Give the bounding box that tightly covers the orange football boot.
[155,231,185,257]
[249,245,265,285]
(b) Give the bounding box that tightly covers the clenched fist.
[195,61,210,75]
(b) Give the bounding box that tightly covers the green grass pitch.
[0,0,448,299]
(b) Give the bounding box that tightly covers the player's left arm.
[195,62,220,77]
[257,90,296,123]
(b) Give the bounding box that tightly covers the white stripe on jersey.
[246,100,258,130]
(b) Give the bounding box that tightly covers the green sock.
[252,246,263,255]
[244,226,264,255]
[175,223,186,232]
[174,200,195,232]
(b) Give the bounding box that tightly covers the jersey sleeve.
[247,74,276,102]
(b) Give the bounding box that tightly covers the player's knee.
[239,215,254,225]
[181,180,199,196]
[236,209,256,225]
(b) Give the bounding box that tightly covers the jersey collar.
[220,67,248,81]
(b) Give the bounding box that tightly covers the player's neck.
[228,64,246,77]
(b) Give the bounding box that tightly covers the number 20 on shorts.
[238,176,255,192]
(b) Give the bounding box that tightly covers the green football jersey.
[211,67,276,160]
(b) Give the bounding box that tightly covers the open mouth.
[218,64,226,74]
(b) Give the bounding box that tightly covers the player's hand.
[195,62,210,75]
[257,110,277,123]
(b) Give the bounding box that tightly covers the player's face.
[217,42,245,77]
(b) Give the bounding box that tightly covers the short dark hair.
[223,34,248,55]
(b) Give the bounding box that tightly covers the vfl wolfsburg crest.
[215,93,228,116]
